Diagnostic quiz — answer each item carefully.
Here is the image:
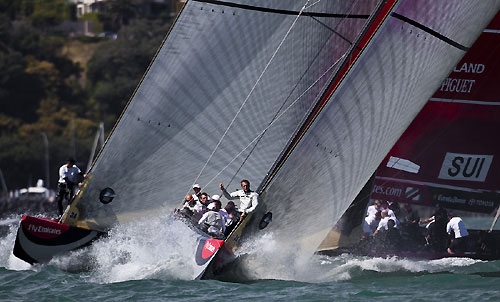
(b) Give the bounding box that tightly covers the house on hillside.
[64,0,184,37]
[70,0,183,18]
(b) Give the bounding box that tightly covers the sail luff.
[61,1,189,226]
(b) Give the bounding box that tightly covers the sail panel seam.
[391,12,470,51]
[192,0,369,19]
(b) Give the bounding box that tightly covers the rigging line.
[226,38,331,187]
[189,0,311,194]
[310,16,355,46]
[203,53,347,189]
[304,0,323,10]
[226,0,363,187]
[306,0,364,43]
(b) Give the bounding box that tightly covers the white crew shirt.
[363,219,374,236]
[382,208,396,219]
[198,211,225,234]
[366,205,378,217]
[222,189,259,213]
[377,217,400,231]
[58,164,82,184]
[219,209,230,226]
[446,217,469,238]
[365,215,380,232]
[183,201,205,220]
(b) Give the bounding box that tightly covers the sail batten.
[193,0,371,19]
[391,12,469,51]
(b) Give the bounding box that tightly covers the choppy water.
[1,215,500,302]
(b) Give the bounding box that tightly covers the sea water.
[1,215,500,302]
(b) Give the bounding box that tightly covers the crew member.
[56,158,86,216]
[192,184,202,201]
[373,210,399,237]
[446,215,469,254]
[198,200,225,238]
[182,194,204,220]
[220,179,259,221]
[366,200,382,217]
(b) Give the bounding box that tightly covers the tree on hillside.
[86,17,173,128]
[0,15,96,190]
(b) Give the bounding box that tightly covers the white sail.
[64,0,380,230]
[249,0,500,258]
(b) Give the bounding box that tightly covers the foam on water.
[223,231,490,283]
[0,215,497,284]
[0,215,33,271]
[50,214,208,283]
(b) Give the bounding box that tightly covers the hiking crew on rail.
[179,179,259,238]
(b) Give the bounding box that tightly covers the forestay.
[63,0,379,230]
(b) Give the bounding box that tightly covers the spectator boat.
[317,11,500,261]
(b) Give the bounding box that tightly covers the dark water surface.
[2,216,500,302]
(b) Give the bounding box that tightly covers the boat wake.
[1,215,499,283]
[214,231,498,283]
[0,214,208,282]
[56,214,209,283]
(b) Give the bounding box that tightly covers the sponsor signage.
[22,216,69,239]
[195,238,224,265]
[372,178,499,214]
[438,152,493,182]
[428,186,499,214]
[371,178,425,204]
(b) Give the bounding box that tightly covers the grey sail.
[247,0,500,258]
[63,0,380,230]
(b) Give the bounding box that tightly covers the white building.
[75,0,107,18]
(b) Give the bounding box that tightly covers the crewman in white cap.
[192,183,201,201]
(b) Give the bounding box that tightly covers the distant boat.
[18,179,55,200]
[12,0,500,278]
[318,11,500,260]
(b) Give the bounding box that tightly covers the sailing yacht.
[318,11,500,260]
[13,0,500,278]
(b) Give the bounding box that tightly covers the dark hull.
[317,229,500,261]
[13,215,226,279]
[318,247,500,261]
[13,216,104,264]
[199,213,254,279]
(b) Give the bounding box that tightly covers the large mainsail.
[247,0,500,258]
[63,0,380,230]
